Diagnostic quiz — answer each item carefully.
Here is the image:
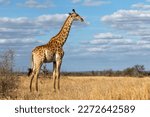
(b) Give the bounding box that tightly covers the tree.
[0,49,15,74]
[134,65,145,72]
[123,65,145,77]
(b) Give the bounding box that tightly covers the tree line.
[61,65,149,77]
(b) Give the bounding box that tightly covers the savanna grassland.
[10,75,150,100]
[1,50,150,100]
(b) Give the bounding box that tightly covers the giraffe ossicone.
[28,9,84,92]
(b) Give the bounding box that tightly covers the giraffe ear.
[69,13,72,15]
[72,9,76,13]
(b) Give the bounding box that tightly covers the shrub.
[0,49,19,99]
[0,74,19,99]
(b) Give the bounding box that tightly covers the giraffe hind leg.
[35,63,42,92]
[29,70,35,92]
[29,62,42,92]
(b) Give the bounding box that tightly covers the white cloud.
[101,10,150,26]
[0,14,59,49]
[0,28,43,39]
[0,14,68,40]
[81,32,135,54]
[0,38,42,46]
[87,46,109,52]
[110,39,133,45]
[132,3,150,9]
[81,32,150,55]
[94,32,123,39]
[101,10,150,38]
[87,33,124,45]
[89,32,130,45]
[89,39,109,45]
[17,0,54,9]
[97,8,150,55]
[36,14,68,28]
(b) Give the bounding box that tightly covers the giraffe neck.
[48,15,73,47]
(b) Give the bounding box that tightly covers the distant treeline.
[61,65,150,77]
[20,64,150,77]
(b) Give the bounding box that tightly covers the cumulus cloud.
[97,7,150,55]
[83,32,134,53]
[101,10,150,28]
[0,15,49,47]
[0,14,67,45]
[17,0,54,8]
[101,10,150,38]
[81,32,150,56]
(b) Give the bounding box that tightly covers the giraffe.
[28,9,84,92]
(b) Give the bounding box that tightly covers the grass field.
[13,75,150,100]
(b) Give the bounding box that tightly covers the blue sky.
[1,0,150,71]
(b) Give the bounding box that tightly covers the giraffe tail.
[28,54,33,77]
[28,68,32,76]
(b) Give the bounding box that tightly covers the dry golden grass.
[14,75,150,100]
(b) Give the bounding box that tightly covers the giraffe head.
[69,9,84,22]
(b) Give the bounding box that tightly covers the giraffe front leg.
[56,60,62,91]
[53,62,56,92]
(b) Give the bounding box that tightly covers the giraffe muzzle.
[80,18,84,22]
